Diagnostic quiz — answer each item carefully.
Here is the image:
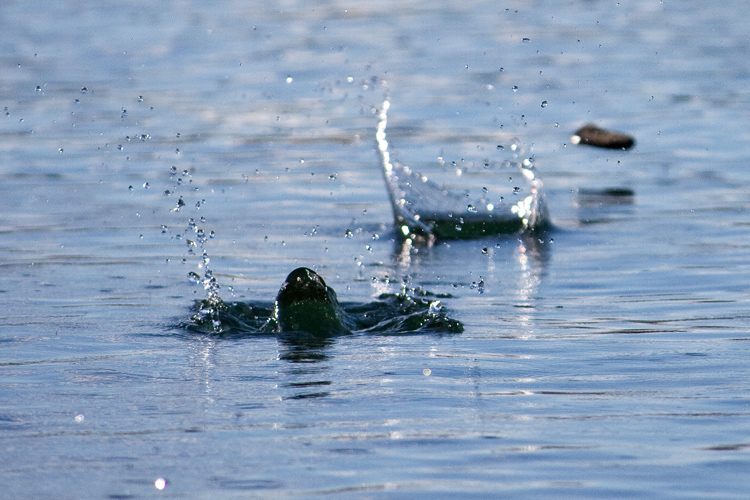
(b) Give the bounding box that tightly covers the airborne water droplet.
[187,272,201,284]
[541,100,548,108]
[172,196,185,212]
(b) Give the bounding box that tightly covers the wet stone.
[572,124,635,150]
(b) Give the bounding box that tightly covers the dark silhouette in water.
[572,124,635,150]
[271,267,352,336]
[187,267,463,338]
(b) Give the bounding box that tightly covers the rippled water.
[2,1,750,498]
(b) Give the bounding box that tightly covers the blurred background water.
[2,0,750,498]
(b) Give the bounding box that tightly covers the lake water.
[2,0,750,498]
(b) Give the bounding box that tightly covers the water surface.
[2,1,750,498]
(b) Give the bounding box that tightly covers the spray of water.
[165,165,223,331]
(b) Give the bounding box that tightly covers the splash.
[186,290,463,337]
[185,268,463,337]
[376,97,549,240]
[163,164,224,331]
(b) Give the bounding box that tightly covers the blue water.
[2,1,750,498]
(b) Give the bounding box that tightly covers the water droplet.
[187,272,201,284]
[154,478,166,490]
[467,204,477,213]
[35,85,42,92]
[470,279,485,293]
[482,248,489,254]
[128,185,133,191]
[513,187,521,195]
[118,145,124,151]
[172,196,185,212]
[541,100,548,108]
[80,87,88,93]
[286,76,293,83]
[58,148,63,153]
[74,414,85,423]
[142,182,149,189]
[522,37,531,43]
[138,95,144,102]
[422,368,432,376]
[345,229,353,238]
[496,144,504,150]
[512,86,518,92]
[170,166,177,175]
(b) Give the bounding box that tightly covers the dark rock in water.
[272,267,352,337]
[572,124,635,150]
